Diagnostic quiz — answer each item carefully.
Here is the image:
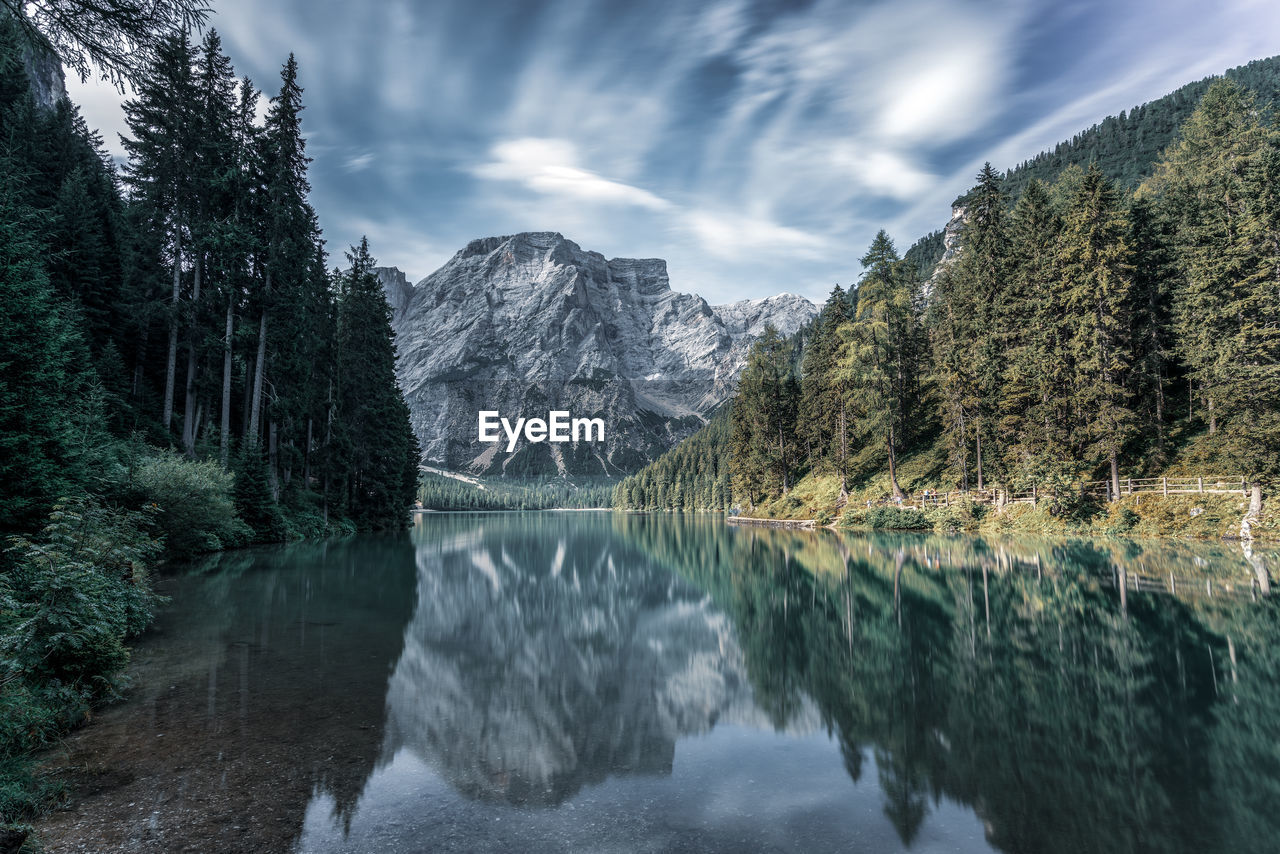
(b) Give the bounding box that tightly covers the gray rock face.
[4,9,68,110]
[924,204,966,299]
[382,232,816,476]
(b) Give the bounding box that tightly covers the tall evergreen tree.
[333,238,420,529]
[839,231,918,498]
[1059,165,1138,498]
[120,30,195,437]
[799,285,853,492]
[730,326,799,505]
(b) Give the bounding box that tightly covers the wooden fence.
[864,475,1250,511]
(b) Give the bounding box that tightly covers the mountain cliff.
[380,232,816,477]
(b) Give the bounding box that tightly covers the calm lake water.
[37,512,1280,853]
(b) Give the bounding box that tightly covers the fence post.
[1031,483,1037,506]
[1163,477,1168,497]
[1198,476,1204,494]
[1127,478,1133,496]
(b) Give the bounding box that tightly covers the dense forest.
[611,406,734,511]
[727,79,1280,512]
[0,3,418,831]
[419,473,614,511]
[619,72,1280,514]
[903,55,1280,282]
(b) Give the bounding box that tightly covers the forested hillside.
[0,5,418,830]
[726,78,1279,516]
[1003,55,1280,198]
[612,406,734,511]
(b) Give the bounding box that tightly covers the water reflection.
[35,514,1280,854]
[379,513,787,807]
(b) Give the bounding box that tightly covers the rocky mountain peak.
[385,233,817,477]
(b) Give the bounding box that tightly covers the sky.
[67,0,1280,304]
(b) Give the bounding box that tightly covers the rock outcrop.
[381,232,816,476]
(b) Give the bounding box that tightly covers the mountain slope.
[382,232,816,478]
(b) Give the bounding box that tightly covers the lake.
[36,512,1280,853]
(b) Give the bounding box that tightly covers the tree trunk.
[182,254,202,456]
[887,424,902,498]
[1110,449,1121,502]
[304,417,313,488]
[162,230,181,434]
[838,402,848,497]
[131,322,150,401]
[268,419,279,501]
[976,429,984,492]
[249,297,268,446]
[1208,396,1217,435]
[220,292,234,468]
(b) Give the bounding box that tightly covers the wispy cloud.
[472,138,672,211]
[52,0,1280,303]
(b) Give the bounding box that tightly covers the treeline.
[1003,55,1280,197]
[0,18,418,540]
[612,406,734,510]
[418,474,614,511]
[728,79,1280,509]
[1,6,416,830]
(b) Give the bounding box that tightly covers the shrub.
[840,506,931,530]
[1,499,162,824]
[128,451,252,558]
[233,450,287,543]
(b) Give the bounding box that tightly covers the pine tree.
[1059,166,1137,498]
[799,285,852,490]
[838,231,917,497]
[120,30,196,437]
[998,179,1071,484]
[333,238,420,530]
[0,155,87,532]
[931,164,1008,490]
[1143,79,1280,476]
[729,326,799,505]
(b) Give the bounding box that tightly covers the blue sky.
[69,0,1280,303]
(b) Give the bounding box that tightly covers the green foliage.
[127,450,251,557]
[730,326,802,506]
[0,499,161,823]
[419,473,615,511]
[1000,55,1280,197]
[727,72,1280,515]
[842,506,931,530]
[232,449,287,543]
[615,406,733,510]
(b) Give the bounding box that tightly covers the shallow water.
[37,513,1280,853]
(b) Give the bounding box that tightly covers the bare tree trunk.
[976,430,984,492]
[220,292,234,468]
[248,285,268,447]
[778,424,789,493]
[162,231,181,434]
[1110,449,1121,502]
[887,424,902,498]
[1208,396,1217,435]
[838,402,848,498]
[131,321,150,400]
[304,417,313,488]
[268,419,279,500]
[182,255,202,456]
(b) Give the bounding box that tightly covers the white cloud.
[472,137,673,211]
[343,151,376,172]
[683,210,829,260]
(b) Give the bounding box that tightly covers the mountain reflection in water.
[35,513,1280,854]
